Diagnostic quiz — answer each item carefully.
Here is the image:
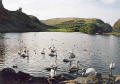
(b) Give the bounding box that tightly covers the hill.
[0,1,48,32]
[113,19,120,32]
[42,18,112,34]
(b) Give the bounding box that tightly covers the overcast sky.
[3,0,120,25]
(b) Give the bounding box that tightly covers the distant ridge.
[41,17,112,34]
[41,17,102,25]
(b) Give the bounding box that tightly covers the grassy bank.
[103,32,120,36]
[47,28,74,32]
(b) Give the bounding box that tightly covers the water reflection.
[0,34,5,69]
[0,32,120,77]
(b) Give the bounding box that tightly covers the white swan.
[109,62,115,76]
[69,52,76,59]
[49,52,57,57]
[110,62,115,70]
[85,68,96,76]
[69,61,80,73]
[63,59,71,63]
[50,68,56,78]
[41,48,45,55]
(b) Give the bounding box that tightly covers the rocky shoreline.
[0,68,120,84]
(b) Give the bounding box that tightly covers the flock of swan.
[12,45,116,78]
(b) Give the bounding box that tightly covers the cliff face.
[0,1,48,32]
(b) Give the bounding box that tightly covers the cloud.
[101,0,116,4]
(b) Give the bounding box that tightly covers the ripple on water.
[0,32,119,77]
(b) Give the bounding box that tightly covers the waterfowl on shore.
[50,67,56,78]
[69,61,80,73]
[109,62,115,76]
[110,62,115,70]
[85,68,96,76]
[45,67,52,71]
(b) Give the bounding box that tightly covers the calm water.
[0,32,120,77]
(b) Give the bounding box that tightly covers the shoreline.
[0,68,120,84]
[103,32,120,36]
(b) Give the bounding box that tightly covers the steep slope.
[113,19,120,32]
[0,1,48,32]
[42,18,112,34]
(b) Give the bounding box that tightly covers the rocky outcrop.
[1,68,120,84]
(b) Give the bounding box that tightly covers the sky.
[3,0,120,25]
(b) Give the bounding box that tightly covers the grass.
[47,28,73,32]
[103,32,120,36]
[41,18,99,26]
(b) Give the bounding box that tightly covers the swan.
[85,68,96,76]
[49,44,56,53]
[41,48,45,55]
[69,61,80,73]
[45,64,57,71]
[18,47,29,58]
[18,51,21,55]
[20,50,29,58]
[110,62,115,70]
[109,62,115,76]
[50,67,56,78]
[49,52,57,57]
[51,48,56,53]
[69,51,76,59]
[63,59,71,63]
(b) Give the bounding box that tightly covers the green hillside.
[42,18,112,34]
[0,1,49,32]
[113,19,120,32]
